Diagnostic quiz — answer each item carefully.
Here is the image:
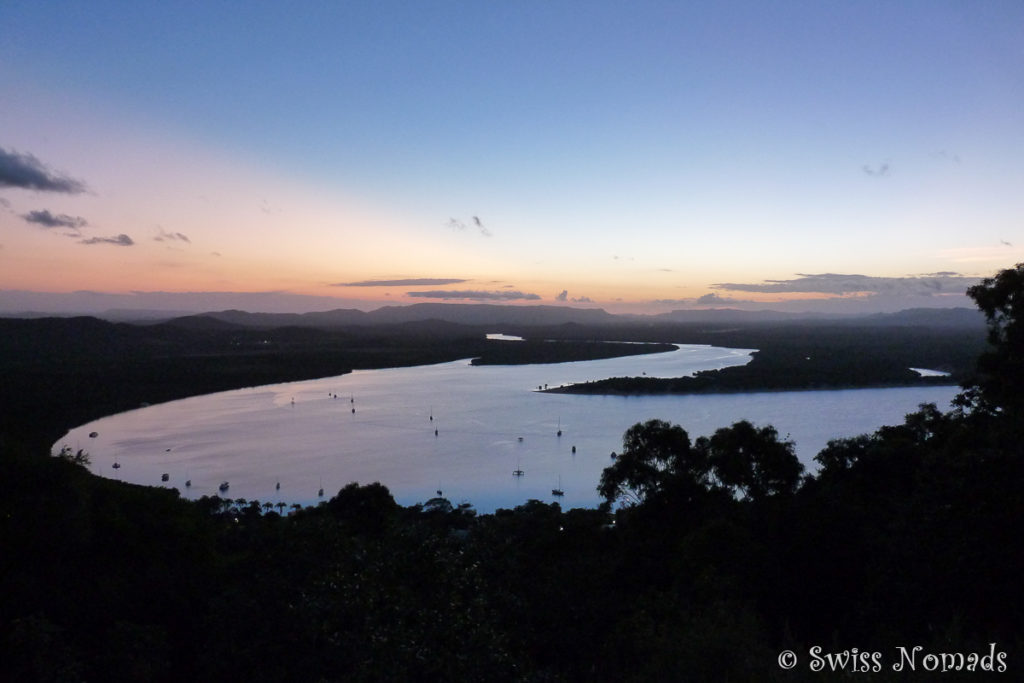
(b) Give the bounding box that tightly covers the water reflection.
[56,344,958,512]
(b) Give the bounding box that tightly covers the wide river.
[56,342,959,512]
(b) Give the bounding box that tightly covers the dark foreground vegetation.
[1,270,1020,681]
[544,320,983,395]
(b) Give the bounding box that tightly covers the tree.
[699,420,803,501]
[964,262,1024,415]
[598,419,708,506]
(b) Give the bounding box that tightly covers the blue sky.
[1,1,1022,314]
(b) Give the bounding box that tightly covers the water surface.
[57,344,958,512]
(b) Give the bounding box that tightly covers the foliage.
[699,420,803,501]
[965,262,1024,415]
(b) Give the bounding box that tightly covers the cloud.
[0,147,87,193]
[555,289,592,303]
[334,278,468,287]
[80,234,134,246]
[472,215,492,237]
[154,227,191,243]
[712,273,979,297]
[447,216,492,237]
[406,289,541,301]
[696,293,755,305]
[651,295,757,306]
[862,161,891,177]
[21,209,88,230]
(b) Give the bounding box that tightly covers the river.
[55,343,959,512]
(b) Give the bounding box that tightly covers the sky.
[2,1,1023,316]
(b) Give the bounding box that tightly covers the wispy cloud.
[154,227,191,243]
[862,161,891,178]
[80,234,134,246]
[334,278,468,287]
[21,209,88,230]
[712,273,979,297]
[447,216,493,237]
[407,289,540,301]
[472,215,492,237]
[0,147,87,193]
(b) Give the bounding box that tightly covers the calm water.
[56,343,959,512]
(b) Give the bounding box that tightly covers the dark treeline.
[1,272,1020,681]
[536,318,985,395]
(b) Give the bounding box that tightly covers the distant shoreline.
[542,375,958,396]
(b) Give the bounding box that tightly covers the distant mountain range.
[164,303,621,329]
[156,303,985,330]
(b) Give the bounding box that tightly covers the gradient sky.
[2,1,1023,315]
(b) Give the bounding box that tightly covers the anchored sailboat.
[552,476,564,496]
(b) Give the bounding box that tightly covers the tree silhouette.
[598,419,709,505]
[698,420,803,501]
[965,262,1024,416]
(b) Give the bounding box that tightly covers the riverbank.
[543,348,958,395]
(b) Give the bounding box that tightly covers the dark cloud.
[712,273,979,297]
[696,293,754,305]
[334,278,468,287]
[555,289,592,303]
[154,227,191,243]
[0,147,87,193]
[447,216,492,237]
[406,290,541,301]
[472,215,492,237]
[862,161,891,177]
[21,209,88,230]
[80,234,134,246]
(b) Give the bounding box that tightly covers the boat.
[552,475,564,496]
[88,431,98,438]
[185,479,191,488]
[512,469,524,476]
[219,481,230,492]
[557,417,562,437]
[161,473,169,482]
[112,462,121,469]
